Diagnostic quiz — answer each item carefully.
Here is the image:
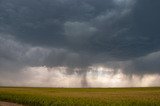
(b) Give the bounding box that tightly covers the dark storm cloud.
[123,51,160,74]
[0,0,114,47]
[0,0,160,77]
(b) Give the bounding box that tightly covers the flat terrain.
[0,87,160,106]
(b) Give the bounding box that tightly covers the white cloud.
[0,66,159,87]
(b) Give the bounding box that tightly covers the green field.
[0,87,160,106]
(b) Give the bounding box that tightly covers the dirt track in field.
[0,101,24,106]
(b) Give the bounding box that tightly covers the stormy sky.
[0,0,160,87]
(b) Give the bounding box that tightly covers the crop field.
[0,87,160,106]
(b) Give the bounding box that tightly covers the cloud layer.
[0,0,160,87]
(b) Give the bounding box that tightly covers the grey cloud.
[123,51,160,74]
[0,35,27,71]
[0,0,160,77]
[0,35,91,73]
[0,35,52,72]
[64,21,97,44]
[102,51,160,75]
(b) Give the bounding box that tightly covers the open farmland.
[0,87,160,106]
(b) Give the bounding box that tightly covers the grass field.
[0,87,160,106]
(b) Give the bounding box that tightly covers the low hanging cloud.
[0,0,160,87]
[0,66,159,87]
